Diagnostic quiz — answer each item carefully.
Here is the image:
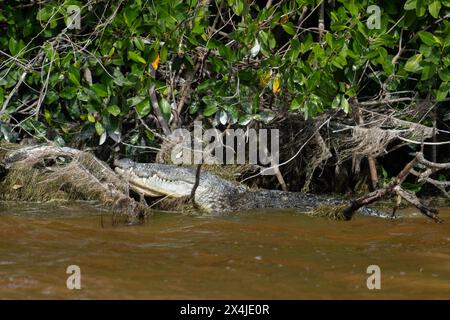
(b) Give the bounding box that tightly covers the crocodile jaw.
[113,160,245,212]
[114,167,193,198]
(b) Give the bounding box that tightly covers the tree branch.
[148,65,171,136]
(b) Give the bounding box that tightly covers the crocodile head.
[114,159,245,212]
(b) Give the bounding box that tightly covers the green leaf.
[419,44,432,57]
[290,96,302,111]
[268,32,277,49]
[438,68,450,81]
[192,20,204,34]
[203,105,218,116]
[416,0,427,16]
[144,130,154,141]
[95,121,104,136]
[133,37,145,51]
[107,47,115,57]
[432,35,443,47]
[404,0,417,10]
[444,33,450,48]
[288,39,301,62]
[160,45,168,63]
[404,54,423,72]
[218,110,228,125]
[255,111,274,124]
[229,0,244,15]
[202,97,218,116]
[44,109,52,124]
[189,102,199,115]
[99,131,107,145]
[159,97,172,121]
[91,83,108,97]
[136,98,151,118]
[341,97,351,114]
[252,94,259,114]
[418,31,435,46]
[107,104,121,116]
[128,51,147,64]
[428,1,441,18]
[59,86,78,99]
[123,6,140,28]
[127,96,146,107]
[44,90,58,104]
[67,68,80,87]
[421,64,435,80]
[37,6,53,21]
[281,22,296,36]
[218,45,234,60]
[238,114,253,125]
[197,79,216,92]
[436,82,449,101]
[8,38,18,55]
[331,95,341,109]
[325,32,334,48]
[112,68,126,86]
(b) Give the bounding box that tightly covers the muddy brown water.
[0,201,449,299]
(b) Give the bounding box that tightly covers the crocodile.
[114,159,389,219]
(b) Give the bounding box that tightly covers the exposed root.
[302,132,331,192]
[268,108,435,193]
[334,114,434,169]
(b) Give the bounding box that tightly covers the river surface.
[0,201,449,299]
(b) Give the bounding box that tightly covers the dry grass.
[307,204,348,220]
[0,144,152,221]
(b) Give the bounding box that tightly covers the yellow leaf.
[272,76,281,94]
[44,109,52,124]
[151,53,160,70]
[259,70,272,87]
[280,15,289,25]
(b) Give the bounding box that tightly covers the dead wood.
[343,152,446,222]
[0,144,152,222]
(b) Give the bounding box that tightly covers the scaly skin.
[114,159,389,218]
